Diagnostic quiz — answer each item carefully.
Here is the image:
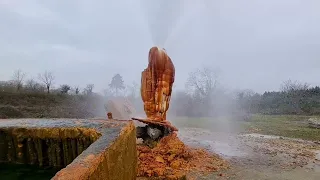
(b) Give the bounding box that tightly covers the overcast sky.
[0,0,319,93]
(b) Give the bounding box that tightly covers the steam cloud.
[140,0,185,47]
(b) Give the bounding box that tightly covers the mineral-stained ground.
[137,133,229,179]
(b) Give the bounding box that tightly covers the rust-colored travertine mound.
[137,133,229,179]
[140,47,175,129]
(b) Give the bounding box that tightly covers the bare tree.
[74,86,80,95]
[25,78,45,92]
[83,84,94,95]
[185,67,220,116]
[12,69,26,91]
[186,67,219,97]
[280,79,310,114]
[38,71,55,94]
[280,79,309,92]
[0,80,15,92]
[25,79,36,90]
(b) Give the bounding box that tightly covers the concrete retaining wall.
[0,119,137,180]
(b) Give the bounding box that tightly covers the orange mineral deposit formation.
[139,46,177,131]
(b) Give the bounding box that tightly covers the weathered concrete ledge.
[0,118,137,180]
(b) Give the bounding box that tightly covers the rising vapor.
[139,0,186,47]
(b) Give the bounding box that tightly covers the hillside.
[0,92,106,119]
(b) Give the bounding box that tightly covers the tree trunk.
[17,84,21,92]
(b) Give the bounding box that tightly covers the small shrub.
[0,106,24,118]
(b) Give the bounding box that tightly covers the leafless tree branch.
[12,69,26,91]
[186,67,219,97]
[38,71,55,94]
[280,79,309,92]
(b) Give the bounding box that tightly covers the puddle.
[200,140,248,158]
[0,164,59,180]
[177,128,248,158]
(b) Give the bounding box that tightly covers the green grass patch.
[170,115,319,141]
[246,114,319,141]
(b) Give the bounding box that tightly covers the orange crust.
[141,47,175,122]
[132,118,178,132]
[140,47,175,126]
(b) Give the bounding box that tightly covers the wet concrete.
[0,118,137,180]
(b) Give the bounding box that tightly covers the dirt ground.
[178,128,320,180]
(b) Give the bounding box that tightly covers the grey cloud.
[0,0,320,93]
